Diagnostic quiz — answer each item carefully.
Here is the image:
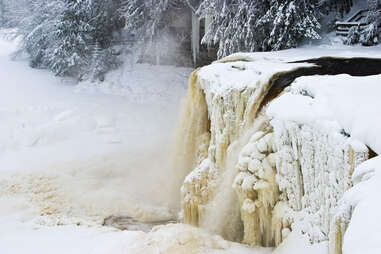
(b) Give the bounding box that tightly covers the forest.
[0,0,380,80]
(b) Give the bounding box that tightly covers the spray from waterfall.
[177,64,277,242]
[172,69,211,216]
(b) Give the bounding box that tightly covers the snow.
[0,37,228,254]
[198,59,311,96]
[267,92,338,130]
[0,34,291,254]
[267,73,381,254]
[271,74,381,154]
[273,231,328,254]
[0,36,192,225]
[76,63,191,104]
[197,43,381,97]
[184,43,381,254]
[219,44,381,63]
[334,156,381,254]
[2,28,381,254]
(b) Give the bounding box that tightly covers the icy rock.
[267,153,276,168]
[237,157,250,172]
[248,159,262,174]
[253,180,269,190]
[257,138,268,153]
[249,131,266,143]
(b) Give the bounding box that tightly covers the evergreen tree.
[319,0,353,17]
[360,0,381,45]
[197,0,270,58]
[48,0,93,77]
[121,0,191,64]
[18,0,63,68]
[1,0,34,28]
[13,0,123,79]
[0,0,4,26]
[198,0,321,57]
[122,0,171,43]
[258,0,321,51]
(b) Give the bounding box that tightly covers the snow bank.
[279,74,381,154]
[267,74,381,254]
[0,37,221,254]
[198,59,311,96]
[340,156,381,254]
[219,44,381,64]
[76,63,192,104]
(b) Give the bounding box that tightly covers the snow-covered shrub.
[13,0,124,79]
[360,24,379,46]
[345,26,360,45]
[89,42,122,82]
[197,0,321,58]
[360,0,381,46]
[258,0,321,51]
[196,0,269,58]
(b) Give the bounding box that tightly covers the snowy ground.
[0,35,276,254]
[2,33,379,254]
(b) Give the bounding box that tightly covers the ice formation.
[178,59,309,241]
[177,56,375,253]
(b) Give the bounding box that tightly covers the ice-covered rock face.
[271,119,368,244]
[176,56,376,252]
[233,129,285,247]
[178,60,309,241]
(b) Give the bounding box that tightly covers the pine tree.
[13,0,124,79]
[198,0,321,57]
[122,0,171,43]
[258,0,321,51]
[197,0,270,58]
[121,0,191,64]
[0,0,4,26]
[319,0,353,17]
[360,0,381,45]
[47,0,93,77]
[18,0,63,68]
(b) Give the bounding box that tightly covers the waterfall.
[174,56,381,252]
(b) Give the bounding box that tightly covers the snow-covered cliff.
[177,53,381,254]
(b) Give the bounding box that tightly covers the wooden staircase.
[336,9,369,37]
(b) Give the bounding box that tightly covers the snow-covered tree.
[319,0,353,17]
[13,0,123,79]
[258,0,321,51]
[47,0,93,77]
[0,0,4,26]
[17,0,64,68]
[0,0,33,28]
[198,0,321,57]
[121,0,192,64]
[122,0,172,44]
[360,0,381,45]
[197,0,270,58]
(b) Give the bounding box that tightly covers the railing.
[336,9,369,36]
